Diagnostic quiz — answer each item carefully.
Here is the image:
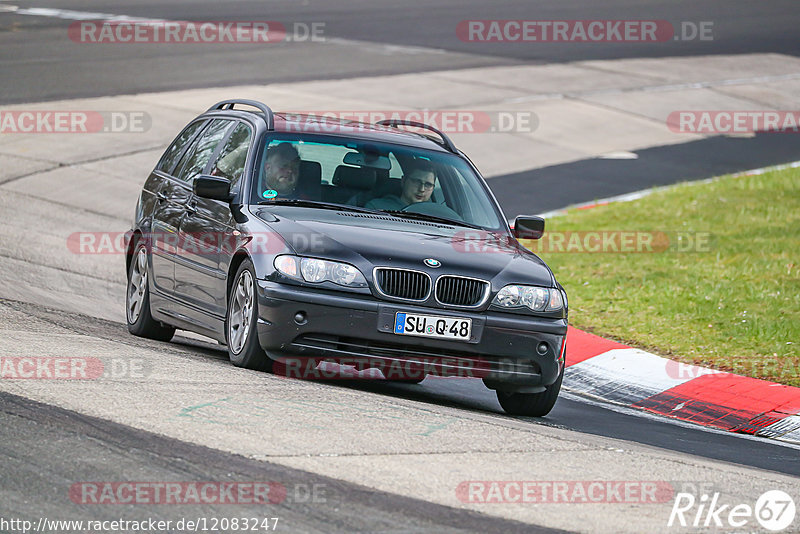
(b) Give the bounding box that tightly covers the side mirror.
[513,216,545,240]
[194,175,232,202]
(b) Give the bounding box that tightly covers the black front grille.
[436,276,489,306]
[375,268,430,300]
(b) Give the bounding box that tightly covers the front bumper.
[256,281,567,389]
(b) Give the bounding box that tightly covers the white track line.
[6,5,451,56]
[538,159,800,219]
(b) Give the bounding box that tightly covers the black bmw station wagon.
[126,99,568,416]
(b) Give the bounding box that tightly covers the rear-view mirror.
[343,151,391,170]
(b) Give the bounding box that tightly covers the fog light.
[537,342,549,355]
[294,312,307,325]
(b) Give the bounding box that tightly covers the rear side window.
[156,120,207,174]
[175,119,232,182]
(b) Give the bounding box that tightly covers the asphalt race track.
[1,2,799,533]
[1,0,800,103]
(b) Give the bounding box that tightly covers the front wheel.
[126,243,175,342]
[226,259,273,372]
[496,365,563,417]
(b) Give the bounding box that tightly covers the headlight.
[274,255,367,288]
[300,258,328,282]
[493,285,563,312]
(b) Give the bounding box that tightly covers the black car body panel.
[128,101,569,404]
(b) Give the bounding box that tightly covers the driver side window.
[174,119,232,182]
[209,122,252,194]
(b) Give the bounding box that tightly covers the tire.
[226,259,273,372]
[496,365,563,417]
[126,242,175,342]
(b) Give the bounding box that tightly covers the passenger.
[261,142,301,198]
[366,161,436,210]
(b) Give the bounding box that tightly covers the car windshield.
[249,133,505,230]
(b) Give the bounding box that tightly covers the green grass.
[524,165,800,386]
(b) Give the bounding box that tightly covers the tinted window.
[252,134,504,229]
[156,120,206,174]
[209,122,252,192]
[175,119,232,182]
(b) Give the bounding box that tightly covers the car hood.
[253,208,555,287]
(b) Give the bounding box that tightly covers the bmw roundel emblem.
[424,258,441,268]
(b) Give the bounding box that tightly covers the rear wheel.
[126,243,175,342]
[226,259,273,372]
[496,365,563,417]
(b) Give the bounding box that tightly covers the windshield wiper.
[257,199,382,214]
[382,210,484,230]
[257,201,485,229]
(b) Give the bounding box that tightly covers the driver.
[366,161,436,210]
[262,142,301,198]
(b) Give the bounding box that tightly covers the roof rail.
[376,119,458,153]
[208,99,274,130]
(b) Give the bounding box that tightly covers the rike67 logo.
[668,490,796,531]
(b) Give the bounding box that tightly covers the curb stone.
[564,327,800,445]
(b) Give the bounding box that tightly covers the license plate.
[394,312,472,341]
